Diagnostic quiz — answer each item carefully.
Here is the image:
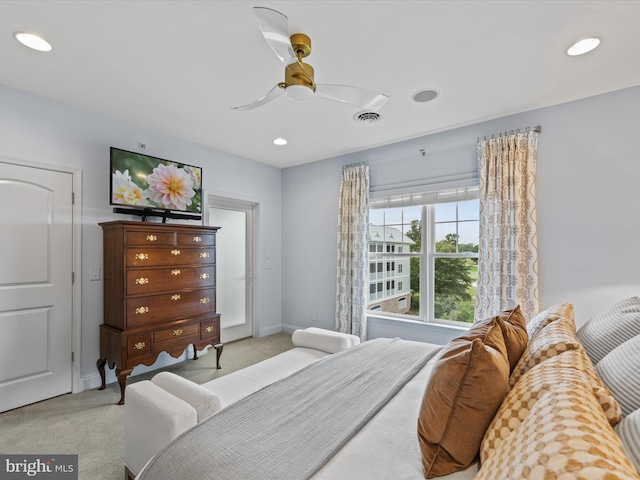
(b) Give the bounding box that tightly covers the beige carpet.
[0,333,294,480]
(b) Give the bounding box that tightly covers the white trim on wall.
[204,190,263,338]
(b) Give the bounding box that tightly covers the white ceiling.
[2,1,639,168]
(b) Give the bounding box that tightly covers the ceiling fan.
[231,7,389,112]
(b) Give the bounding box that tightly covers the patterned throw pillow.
[596,334,640,417]
[476,306,528,373]
[526,302,575,339]
[417,319,510,478]
[508,317,581,387]
[577,296,640,364]
[476,382,639,480]
[481,348,622,463]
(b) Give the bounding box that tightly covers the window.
[367,188,479,325]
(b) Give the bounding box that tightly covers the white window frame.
[367,187,479,326]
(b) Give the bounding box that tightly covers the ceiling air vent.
[353,111,382,124]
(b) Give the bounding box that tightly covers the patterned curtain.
[335,162,369,340]
[476,131,539,321]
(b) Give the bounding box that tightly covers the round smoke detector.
[353,111,383,124]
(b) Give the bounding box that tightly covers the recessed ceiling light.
[566,37,601,56]
[412,89,439,103]
[13,31,52,52]
[273,137,287,146]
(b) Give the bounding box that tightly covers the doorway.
[208,197,256,342]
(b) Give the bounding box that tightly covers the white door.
[0,162,73,413]
[208,199,255,342]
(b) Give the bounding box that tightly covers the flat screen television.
[110,147,202,220]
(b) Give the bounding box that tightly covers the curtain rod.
[478,125,542,143]
[342,161,369,169]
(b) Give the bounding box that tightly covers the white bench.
[124,328,360,478]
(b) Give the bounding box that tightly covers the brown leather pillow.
[417,319,510,478]
[477,306,528,373]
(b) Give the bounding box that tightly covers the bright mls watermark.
[0,455,77,479]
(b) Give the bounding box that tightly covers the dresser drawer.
[126,266,215,295]
[127,333,151,359]
[178,232,215,247]
[125,288,216,328]
[153,323,200,343]
[126,247,215,267]
[125,230,175,246]
[200,317,220,341]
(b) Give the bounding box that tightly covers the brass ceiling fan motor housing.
[283,33,315,91]
[285,61,315,89]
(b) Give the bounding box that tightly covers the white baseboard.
[280,323,304,334]
[259,323,284,336]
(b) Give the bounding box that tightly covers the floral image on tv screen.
[110,148,202,213]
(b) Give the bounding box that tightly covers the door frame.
[204,192,259,339]
[0,157,83,394]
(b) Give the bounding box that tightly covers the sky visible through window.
[369,199,479,247]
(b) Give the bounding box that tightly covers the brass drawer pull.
[133,341,146,350]
[200,252,210,258]
[146,235,157,242]
[173,329,183,336]
[135,277,149,285]
[171,249,181,256]
[204,326,215,333]
[200,297,210,304]
[135,253,149,260]
[135,306,149,314]
[193,236,202,242]
[171,294,181,301]
[171,269,181,276]
[200,273,210,279]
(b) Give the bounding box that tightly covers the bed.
[134,300,640,479]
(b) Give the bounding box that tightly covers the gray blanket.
[138,337,441,480]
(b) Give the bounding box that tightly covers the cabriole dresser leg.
[97,358,107,390]
[116,368,132,405]
[215,343,223,369]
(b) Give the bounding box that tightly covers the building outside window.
[367,188,479,325]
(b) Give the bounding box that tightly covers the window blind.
[369,186,479,209]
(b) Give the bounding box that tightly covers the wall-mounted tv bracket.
[113,207,202,223]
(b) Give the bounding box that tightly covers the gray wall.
[0,85,283,390]
[3,79,639,389]
[282,85,640,342]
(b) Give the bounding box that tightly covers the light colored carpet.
[0,333,294,480]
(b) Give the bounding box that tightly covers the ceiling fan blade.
[253,7,296,64]
[314,84,389,111]
[231,84,284,111]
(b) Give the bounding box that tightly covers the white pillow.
[596,334,640,417]
[151,371,223,421]
[305,327,360,347]
[576,296,640,364]
[615,408,640,474]
[291,328,357,353]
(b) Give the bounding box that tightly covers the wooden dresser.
[97,220,222,404]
